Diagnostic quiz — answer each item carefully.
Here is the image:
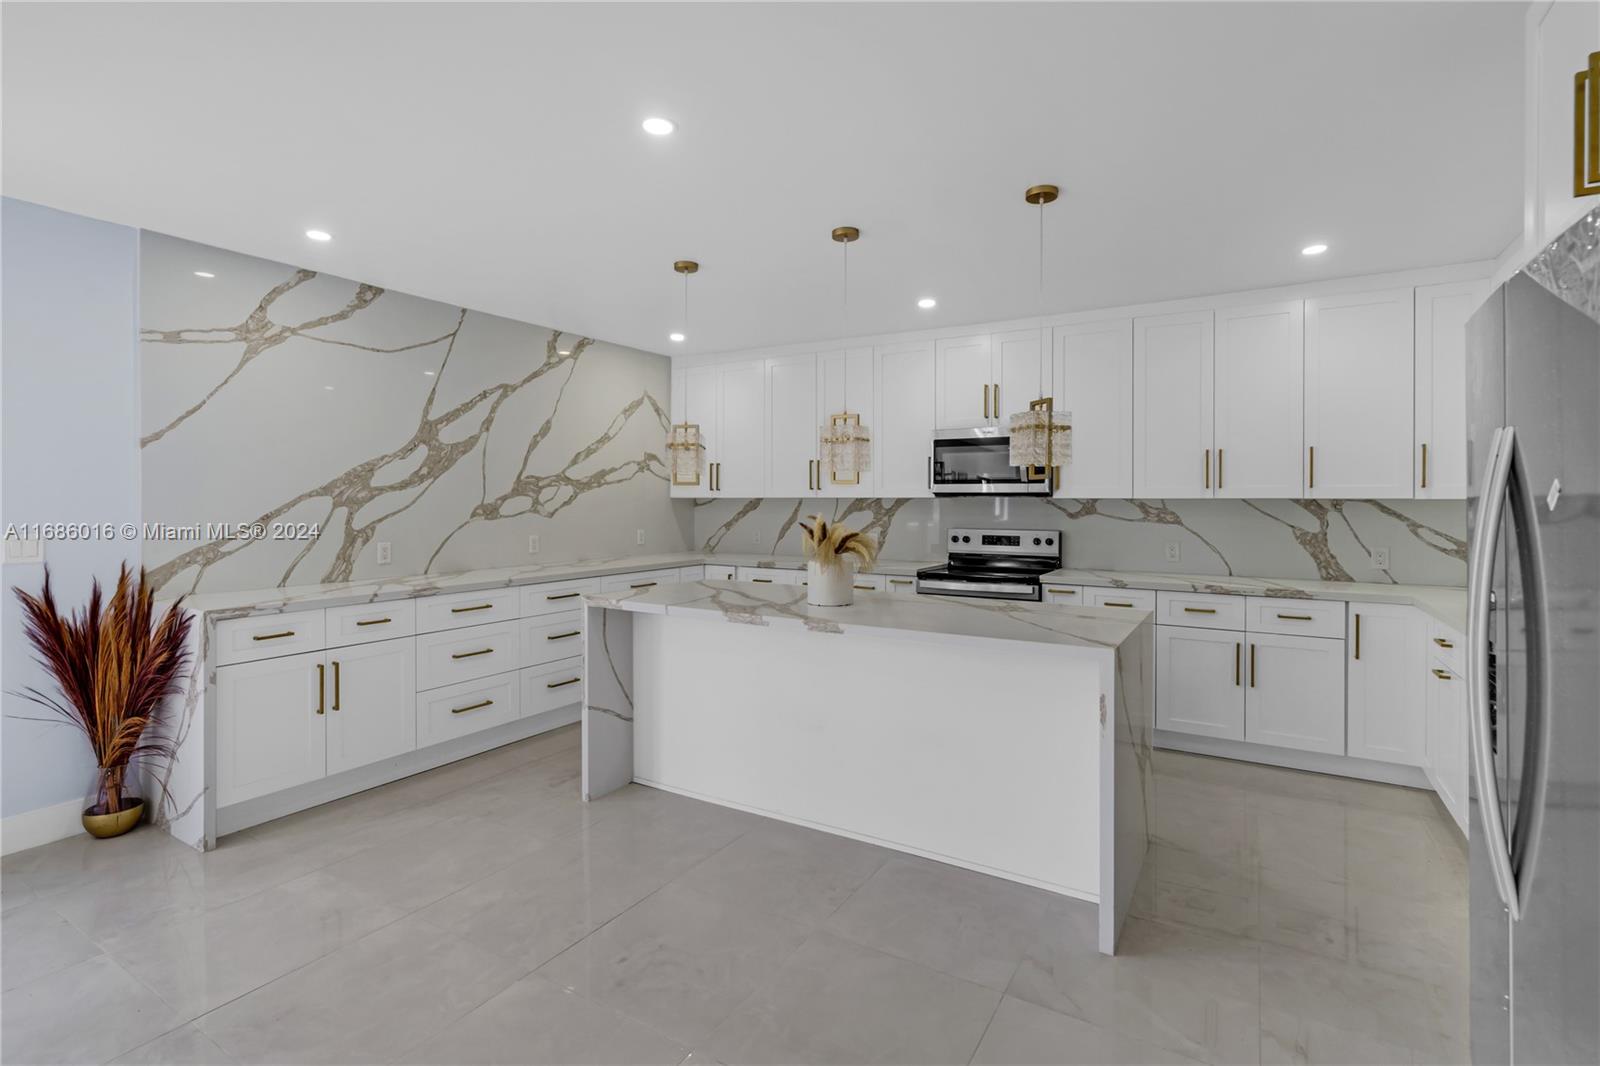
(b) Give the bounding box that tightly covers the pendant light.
[1008,185,1072,482]
[820,226,872,485]
[666,260,705,486]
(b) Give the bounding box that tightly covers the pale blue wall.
[2,198,141,820]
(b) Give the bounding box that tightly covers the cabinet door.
[1305,289,1414,498]
[935,334,993,427]
[671,365,719,498]
[1156,625,1245,740]
[1214,301,1304,497]
[326,638,416,776]
[216,650,326,807]
[1427,659,1467,831]
[716,361,767,497]
[1345,603,1426,766]
[1536,0,1600,246]
[1054,319,1133,499]
[1414,283,1478,500]
[818,347,875,497]
[993,329,1048,423]
[766,353,818,497]
[1246,633,1345,755]
[875,340,936,497]
[1134,311,1214,497]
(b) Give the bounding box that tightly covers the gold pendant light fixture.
[1009,184,1072,482]
[666,259,705,485]
[820,226,872,485]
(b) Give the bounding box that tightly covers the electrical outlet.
[1164,543,1181,562]
[753,527,762,546]
[636,528,645,546]
[1372,547,1390,569]
[376,541,392,566]
[528,534,540,554]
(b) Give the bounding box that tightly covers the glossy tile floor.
[1,726,1469,1065]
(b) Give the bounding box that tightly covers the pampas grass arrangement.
[798,515,878,573]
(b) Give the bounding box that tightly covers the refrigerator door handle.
[1468,425,1522,919]
[1506,425,1552,913]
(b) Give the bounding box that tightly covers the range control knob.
[962,535,971,543]
[950,534,959,543]
[1033,537,1042,546]
[1045,537,1054,546]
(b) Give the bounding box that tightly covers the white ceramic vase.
[806,560,854,606]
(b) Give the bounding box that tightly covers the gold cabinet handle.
[1217,447,1224,490]
[853,584,874,590]
[253,630,295,641]
[1104,601,1135,608]
[451,647,494,660]
[1276,613,1314,621]
[332,660,341,711]
[451,699,493,715]
[354,617,391,627]
[993,382,999,414]
[315,662,326,714]
[546,591,581,601]
[1432,668,1453,681]
[1421,442,1428,489]
[1235,642,1241,687]
[1434,636,1455,649]
[630,581,657,589]
[1354,612,1361,659]
[1183,607,1217,614]
[546,677,581,689]
[889,578,913,586]
[1577,50,1600,196]
[546,630,580,641]
[1308,445,1315,490]
[1250,643,1257,688]
[451,603,494,614]
[983,383,990,420]
[1047,588,1077,596]
[751,578,774,584]
[1203,448,1211,489]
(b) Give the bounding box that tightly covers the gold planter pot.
[82,798,144,839]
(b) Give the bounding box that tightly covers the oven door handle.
[917,578,1035,596]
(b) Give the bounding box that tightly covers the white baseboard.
[1153,729,1432,789]
[1,797,85,856]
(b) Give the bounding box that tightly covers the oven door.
[929,428,1050,495]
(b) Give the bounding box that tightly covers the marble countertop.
[585,579,1148,652]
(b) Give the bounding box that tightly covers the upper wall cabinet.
[1414,283,1479,500]
[1213,301,1305,498]
[818,347,876,498]
[1305,289,1415,498]
[935,334,994,427]
[766,353,820,498]
[993,328,1050,418]
[1534,0,1600,248]
[670,361,767,498]
[876,339,936,497]
[1053,319,1133,498]
[1133,311,1214,498]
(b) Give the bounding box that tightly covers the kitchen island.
[582,579,1153,954]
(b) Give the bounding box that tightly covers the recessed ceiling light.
[917,297,937,310]
[1301,243,1328,256]
[323,384,335,391]
[423,370,435,376]
[193,271,215,279]
[557,348,572,356]
[669,332,686,343]
[642,117,676,136]
[306,229,332,242]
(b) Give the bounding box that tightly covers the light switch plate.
[3,538,43,564]
[636,528,645,546]
[528,534,540,554]
[376,541,392,566]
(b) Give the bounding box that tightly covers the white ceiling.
[3,2,1524,358]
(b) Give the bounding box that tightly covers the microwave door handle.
[1506,427,1553,913]
[1468,426,1522,919]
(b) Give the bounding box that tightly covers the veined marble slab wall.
[695,496,1468,586]
[140,233,691,595]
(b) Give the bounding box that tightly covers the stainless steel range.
[915,527,1062,602]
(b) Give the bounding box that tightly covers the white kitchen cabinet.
[522,657,585,719]
[993,328,1050,423]
[416,672,521,747]
[875,339,936,497]
[1535,0,1600,248]
[678,566,706,582]
[216,650,326,807]
[325,637,416,777]
[704,564,737,582]
[935,333,994,427]
[767,352,820,497]
[325,600,415,648]
[1426,652,1468,833]
[1345,603,1427,766]
[214,612,326,667]
[884,574,918,596]
[1414,282,1478,500]
[670,364,719,498]
[598,569,680,594]
[416,621,520,691]
[1304,289,1415,498]
[716,360,767,497]
[1213,301,1304,497]
[1053,319,1133,499]
[1156,625,1245,741]
[521,612,584,668]
[817,347,876,497]
[1133,310,1214,498]
[1245,633,1345,755]
[850,573,886,592]
[1042,583,1086,606]
[735,566,801,586]
[1086,587,1156,613]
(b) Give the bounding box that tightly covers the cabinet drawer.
[599,569,680,594]
[1042,584,1085,606]
[884,574,918,596]
[1086,587,1156,612]
[415,587,519,634]
[522,657,584,718]
[704,564,737,582]
[417,621,520,691]
[1246,597,1345,638]
[678,566,706,582]
[1428,621,1464,675]
[417,672,520,747]
[522,612,584,668]
[215,612,326,666]
[1155,591,1245,631]
[735,567,800,586]
[519,578,598,618]
[324,600,416,648]
[851,574,886,592]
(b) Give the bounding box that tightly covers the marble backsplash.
[695,496,1468,586]
[140,233,692,595]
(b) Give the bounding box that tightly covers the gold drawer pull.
[1276,613,1314,621]
[546,591,581,601]
[630,581,657,589]
[853,584,873,590]
[546,630,580,641]
[1183,607,1217,614]
[546,677,581,689]
[451,648,494,659]
[1104,601,1135,608]
[253,630,295,641]
[1432,668,1452,681]
[889,579,913,586]
[451,699,494,715]
[354,617,391,627]
[316,662,325,715]
[1433,637,1454,649]
[451,603,494,614]
[751,578,774,583]
[1047,588,1077,595]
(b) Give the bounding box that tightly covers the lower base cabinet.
[325,637,417,776]
[1346,603,1427,766]
[1156,625,1245,740]
[417,671,521,747]
[216,650,326,808]
[1426,654,1468,828]
[523,657,584,718]
[1246,633,1346,755]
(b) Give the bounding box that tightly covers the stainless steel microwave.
[929,427,1052,495]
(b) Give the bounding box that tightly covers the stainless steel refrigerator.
[1466,208,1599,1066]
